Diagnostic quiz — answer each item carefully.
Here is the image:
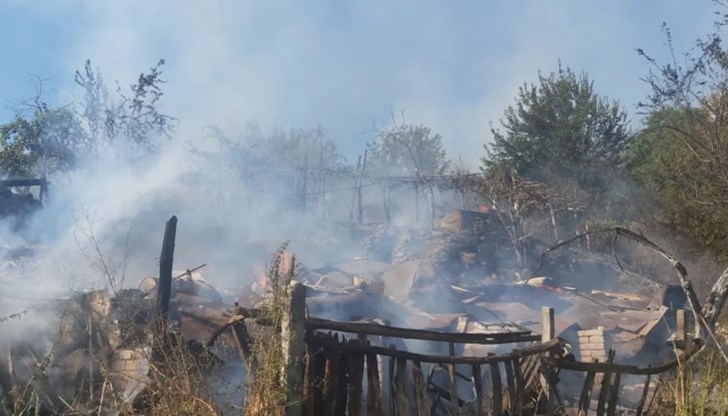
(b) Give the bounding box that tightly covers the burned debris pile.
[0,209,714,415]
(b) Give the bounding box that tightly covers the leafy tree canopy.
[367,119,449,177]
[483,65,630,184]
[0,107,87,178]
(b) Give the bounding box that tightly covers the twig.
[173,263,207,280]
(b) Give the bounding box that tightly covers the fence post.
[676,309,687,350]
[282,281,307,416]
[541,307,555,409]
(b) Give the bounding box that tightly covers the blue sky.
[0,1,718,166]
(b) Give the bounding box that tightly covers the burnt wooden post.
[448,342,459,416]
[157,215,177,321]
[540,307,555,409]
[282,281,306,416]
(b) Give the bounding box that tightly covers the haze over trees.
[1,4,728,276]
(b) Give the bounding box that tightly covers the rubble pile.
[0,271,240,415]
[0,208,691,414]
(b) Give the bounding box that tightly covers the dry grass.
[133,331,219,416]
[243,243,294,416]
[650,345,728,416]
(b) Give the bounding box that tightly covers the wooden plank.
[448,342,459,416]
[512,358,525,416]
[596,350,615,416]
[540,307,555,410]
[504,359,517,414]
[490,357,503,416]
[541,347,695,376]
[312,341,326,415]
[306,317,539,345]
[606,372,621,416]
[411,361,431,416]
[472,364,483,416]
[520,354,540,394]
[312,336,562,365]
[366,347,382,416]
[577,370,596,415]
[335,351,348,416]
[389,345,396,416]
[323,351,336,416]
[634,373,652,416]
[394,357,410,416]
[347,342,365,416]
[303,333,314,416]
[596,374,611,415]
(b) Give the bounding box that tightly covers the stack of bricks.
[578,327,608,362]
[110,348,151,399]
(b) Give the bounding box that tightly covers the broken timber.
[157,215,177,321]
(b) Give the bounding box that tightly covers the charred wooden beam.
[472,364,483,416]
[366,347,382,415]
[490,357,503,416]
[411,361,431,416]
[317,338,563,365]
[306,317,539,345]
[157,216,177,321]
[634,374,652,416]
[542,346,698,376]
[447,343,458,416]
[394,357,409,416]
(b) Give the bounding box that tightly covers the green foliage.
[0,59,176,178]
[484,65,630,184]
[654,345,728,415]
[627,108,728,255]
[634,7,728,259]
[0,108,87,177]
[367,121,449,177]
[75,59,176,153]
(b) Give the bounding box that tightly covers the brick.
[580,342,605,350]
[587,336,605,344]
[578,328,605,336]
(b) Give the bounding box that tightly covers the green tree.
[367,118,450,223]
[0,107,87,177]
[634,8,728,258]
[368,121,449,177]
[484,65,630,184]
[627,109,728,254]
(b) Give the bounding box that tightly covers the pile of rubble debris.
[0,208,690,414]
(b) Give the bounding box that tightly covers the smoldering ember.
[1,188,728,416]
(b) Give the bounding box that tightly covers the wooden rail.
[311,334,562,365]
[305,316,540,344]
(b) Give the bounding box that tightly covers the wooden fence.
[277,282,696,416]
[280,281,565,415]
